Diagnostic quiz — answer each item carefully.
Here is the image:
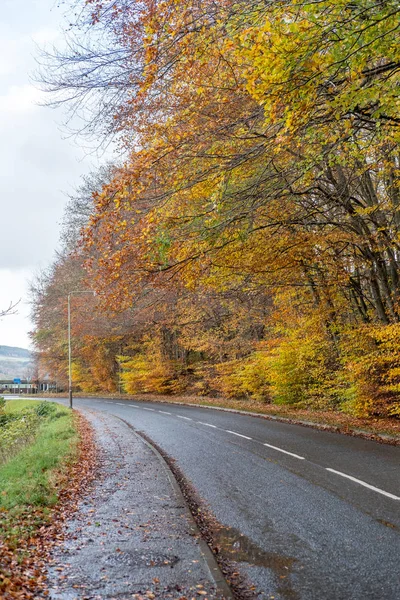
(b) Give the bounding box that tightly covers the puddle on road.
[212,524,299,600]
[212,524,296,571]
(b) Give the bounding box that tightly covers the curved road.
[50,398,400,599]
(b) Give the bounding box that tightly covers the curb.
[115,416,234,599]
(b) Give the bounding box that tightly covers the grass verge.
[0,400,78,515]
[0,400,95,598]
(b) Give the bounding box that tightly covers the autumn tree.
[33,0,400,416]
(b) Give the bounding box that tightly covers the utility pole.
[68,293,72,408]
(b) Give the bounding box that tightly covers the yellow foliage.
[119,340,186,395]
[214,352,272,402]
[341,324,400,417]
[267,334,341,407]
[71,362,99,393]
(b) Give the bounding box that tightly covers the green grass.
[0,400,78,509]
[4,399,43,413]
[0,400,79,549]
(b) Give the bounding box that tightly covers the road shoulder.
[47,408,232,599]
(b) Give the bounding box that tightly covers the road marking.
[159,411,171,415]
[326,468,400,500]
[128,405,139,408]
[263,443,305,460]
[177,415,192,421]
[225,430,252,440]
[116,403,125,406]
[143,408,155,412]
[198,422,217,428]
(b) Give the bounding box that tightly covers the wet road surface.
[37,398,400,599]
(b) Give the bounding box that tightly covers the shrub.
[341,324,400,417]
[265,327,344,409]
[34,401,57,417]
[214,352,272,401]
[0,410,40,464]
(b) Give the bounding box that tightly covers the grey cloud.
[0,100,92,269]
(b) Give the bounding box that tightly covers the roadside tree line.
[31,0,400,417]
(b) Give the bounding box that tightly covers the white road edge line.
[159,411,171,415]
[326,468,400,500]
[226,430,252,440]
[263,443,305,460]
[143,408,155,412]
[198,422,217,428]
[177,415,192,421]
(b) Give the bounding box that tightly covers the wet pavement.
[47,409,231,599]
[46,396,400,600]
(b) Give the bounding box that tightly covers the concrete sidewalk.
[47,409,231,600]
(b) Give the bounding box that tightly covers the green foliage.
[34,401,57,417]
[0,411,40,464]
[0,401,77,510]
[0,400,71,465]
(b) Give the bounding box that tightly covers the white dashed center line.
[120,405,397,501]
[326,468,400,500]
[263,443,305,460]
[225,430,252,440]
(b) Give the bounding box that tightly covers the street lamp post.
[68,290,96,409]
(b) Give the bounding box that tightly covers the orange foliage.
[31,0,400,419]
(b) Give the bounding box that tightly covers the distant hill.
[0,346,33,379]
[0,346,31,359]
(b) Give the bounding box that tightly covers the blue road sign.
[13,378,21,384]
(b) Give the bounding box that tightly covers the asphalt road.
[35,398,400,598]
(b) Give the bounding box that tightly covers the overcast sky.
[0,0,97,349]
